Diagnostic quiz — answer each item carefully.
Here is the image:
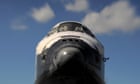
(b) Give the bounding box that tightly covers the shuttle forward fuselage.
[35,21,104,84]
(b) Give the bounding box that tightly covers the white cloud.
[65,0,89,12]
[31,4,55,23]
[82,1,140,34]
[11,19,28,30]
[11,24,28,30]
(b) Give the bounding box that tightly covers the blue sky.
[0,0,140,84]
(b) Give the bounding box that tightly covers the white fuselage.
[36,31,103,56]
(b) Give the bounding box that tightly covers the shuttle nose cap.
[53,47,84,67]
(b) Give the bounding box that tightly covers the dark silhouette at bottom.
[36,56,105,84]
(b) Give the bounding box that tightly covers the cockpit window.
[47,22,95,37]
[47,28,57,36]
[58,26,84,32]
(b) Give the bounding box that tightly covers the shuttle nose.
[53,47,84,68]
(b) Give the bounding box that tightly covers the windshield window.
[48,22,95,37]
[58,26,84,32]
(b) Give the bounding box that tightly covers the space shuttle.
[35,21,105,84]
